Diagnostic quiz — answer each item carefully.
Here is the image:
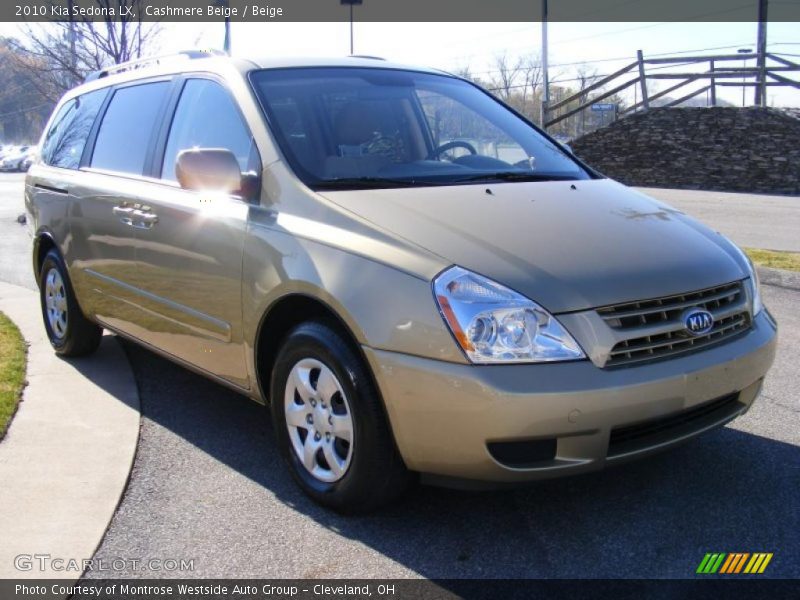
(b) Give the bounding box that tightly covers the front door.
[129,78,260,389]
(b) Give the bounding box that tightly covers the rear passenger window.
[41,89,107,169]
[161,79,256,181]
[91,82,170,175]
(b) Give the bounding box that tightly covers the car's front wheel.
[270,321,411,512]
[39,249,103,357]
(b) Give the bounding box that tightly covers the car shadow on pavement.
[57,334,140,412]
[89,338,798,580]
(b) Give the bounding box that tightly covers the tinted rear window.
[91,82,170,175]
[41,89,108,169]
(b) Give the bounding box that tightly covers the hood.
[320,179,748,313]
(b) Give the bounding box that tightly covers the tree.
[519,53,543,124]
[489,53,523,102]
[574,65,600,137]
[453,65,474,81]
[7,0,161,104]
[519,55,542,105]
[0,39,52,143]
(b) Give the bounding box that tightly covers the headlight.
[746,259,763,316]
[433,266,585,364]
[728,243,763,316]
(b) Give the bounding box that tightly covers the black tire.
[39,249,103,357]
[270,321,411,513]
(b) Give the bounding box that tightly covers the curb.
[757,266,800,292]
[0,282,140,581]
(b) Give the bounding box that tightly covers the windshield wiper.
[314,176,445,190]
[454,172,580,183]
[314,173,580,190]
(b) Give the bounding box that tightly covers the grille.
[598,281,751,367]
[608,392,742,457]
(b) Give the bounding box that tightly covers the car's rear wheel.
[39,249,103,357]
[270,321,411,513]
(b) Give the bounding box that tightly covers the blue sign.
[591,103,617,112]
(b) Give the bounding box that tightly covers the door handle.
[131,209,158,229]
[113,204,157,229]
[112,205,135,226]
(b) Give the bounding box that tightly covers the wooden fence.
[544,50,800,129]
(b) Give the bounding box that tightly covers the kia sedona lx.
[26,52,777,512]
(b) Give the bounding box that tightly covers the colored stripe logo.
[697,553,773,574]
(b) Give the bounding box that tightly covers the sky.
[2,20,799,107]
[169,21,800,107]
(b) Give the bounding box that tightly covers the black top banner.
[6,0,800,23]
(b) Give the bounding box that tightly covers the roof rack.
[348,55,387,61]
[84,49,227,83]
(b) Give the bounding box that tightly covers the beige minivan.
[26,52,777,512]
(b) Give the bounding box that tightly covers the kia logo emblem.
[683,308,714,336]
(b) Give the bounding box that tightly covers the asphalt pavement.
[638,187,800,253]
[83,283,799,579]
[1,172,797,579]
[0,173,35,290]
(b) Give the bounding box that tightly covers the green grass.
[745,248,800,273]
[0,312,27,440]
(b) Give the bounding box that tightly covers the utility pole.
[541,0,549,129]
[224,18,231,55]
[754,0,768,106]
[67,0,77,83]
[738,48,752,107]
[215,0,232,54]
[341,0,363,55]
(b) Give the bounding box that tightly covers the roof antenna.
[341,0,363,55]
[213,0,232,55]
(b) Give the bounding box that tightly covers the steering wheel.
[428,140,478,160]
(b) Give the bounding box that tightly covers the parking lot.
[1,172,797,579]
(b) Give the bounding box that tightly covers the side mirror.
[175,148,242,195]
[560,142,573,154]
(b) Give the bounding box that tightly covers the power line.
[550,22,670,46]
[485,58,706,92]
[453,41,793,78]
[552,2,757,44]
[460,46,736,78]
[482,51,800,94]
[0,102,49,119]
[555,0,650,22]
[456,44,796,82]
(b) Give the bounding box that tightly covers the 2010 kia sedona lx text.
[26,52,777,512]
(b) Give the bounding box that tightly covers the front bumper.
[364,310,777,484]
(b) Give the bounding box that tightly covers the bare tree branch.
[9,0,161,100]
[490,53,523,101]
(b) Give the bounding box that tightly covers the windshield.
[250,67,592,190]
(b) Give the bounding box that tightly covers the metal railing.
[544,50,800,129]
[84,49,227,83]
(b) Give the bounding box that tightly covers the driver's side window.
[416,89,527,164]
[161,79,258,182]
